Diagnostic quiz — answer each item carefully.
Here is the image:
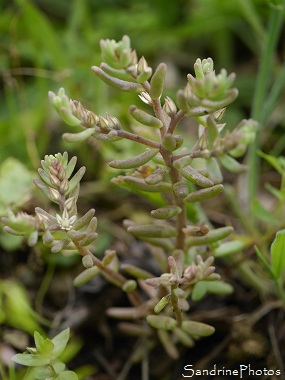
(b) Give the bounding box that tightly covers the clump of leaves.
[12,328,78,380]
[2,36,258,361]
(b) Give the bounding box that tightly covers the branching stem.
[73,241,142,306]
[168,110,186,134]
[116,130,160,149]
[170,285,183,326]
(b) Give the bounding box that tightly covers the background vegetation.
[1,0,285,379]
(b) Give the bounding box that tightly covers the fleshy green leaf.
[50,328,70,359]
[271,230,285,279]
[192,281,233,301]
[34,331,45,352]
[12,353,50,367]
[33,362,66,380]
[146,315,177,330]
[63,128,96,143]
[214,240,250,257]
[41,339,54,355]
[181,321,215,337]
[55,370,78,380]
[66,167,86,195]
[191,281,207,301]
[109,148,159,169]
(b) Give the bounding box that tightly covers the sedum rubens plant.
[2,36,258,360]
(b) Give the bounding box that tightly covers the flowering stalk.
[2,36,259,359]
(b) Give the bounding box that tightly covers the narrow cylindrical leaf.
[173,156,193,170]
[109,148,159,169]
[147,315,177,330]
[62,128,96,143]
[136,57,153,83]
[3,226,26,236]
[219,154,247,173]
[184,184,223,203]
[87,217,98,233]
[162,134,177,151]
[93,131,122,142]
[67,230,87,241]
[206,157,223,184]
[122,280,137,292]
[51,238,71,253]
[102,250,117,267]
[43,230,54,245]
[186,226,233,247]
[58,106,82,127]
[201,88,238,110]
[206,116,219,147]
[174,289,186,301]
[178,165,214,188]
[107,303,150,319]
[79,232,98,247]
[73,266,100,286]
[92,66,143,92]
[214,240,247,257]
[181,321,215,337]
[82,255,94,268]
[38,168,52,187]
[176,89,190,112]
[172,249,184,277]
[123,176,172,192]
[191,281,207,301]
[186,106,209,117]
[154,297,169,313]
[173,181,189,198]
[129,105,162,128]
[121,263,153,279]
[66,156,77,179]
[118,322,152,337]
[137,68,152,83]
[73,209,95,230]
[173,327,195,347]
[28,230,38,247]
[119,49,132,67]
[100,62,133,81]
[145,166,170,185]
[157,330,179,359]
[150,205,182,219]
[143,237,175,251]
[40,159,50,174]
[150,63,167,100]
[66,167,86,195]
[128,224,178,238]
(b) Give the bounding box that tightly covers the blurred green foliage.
[1,0,280,171]
[0,1,285,375]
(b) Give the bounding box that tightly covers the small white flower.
[138,91,153,106]
[56,208,77,231]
